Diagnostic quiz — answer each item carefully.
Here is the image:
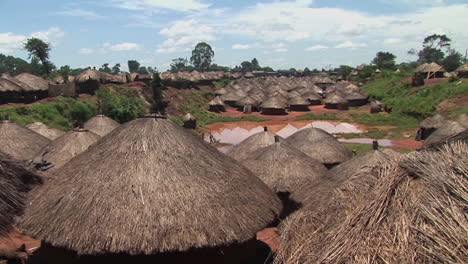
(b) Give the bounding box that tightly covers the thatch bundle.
[14,73,49,91]
[20,117,281,255]
[26,122,65,140]
[84,115,120,137]
[241,140,327,194]
[285,128,353,167]
[0,120,50,160]
[276,142,467,264]
[39,128,100,172]
[0,151,42,234]
[227,128,284,161]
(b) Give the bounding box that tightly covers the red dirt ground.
[0,227,40,255]
[256,228,280,253]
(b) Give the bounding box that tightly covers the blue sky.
[1,0,467,71]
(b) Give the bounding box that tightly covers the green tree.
[0,54,32,75]
[150,72,165,114]
[99,63,112,73]
[304,67,311,73]
[170,58,188,72]
[372,52,396,70]
[57,65,71,83]
[112,63,121,75]
[96,87,145,123]
[23,38,52,75]
[409,34,452,64]
[335,65,354,78]
[251,58,260,70]
[128,60,140,73]
[190,42,214,71]
[442,49,463,72]
[70,101,95,127]
[147,66,157,74]
[138,66,149,74]
[240,61,253,72]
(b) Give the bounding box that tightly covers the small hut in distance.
[415,62,446,79]
[208,97,225,113]
[84,115,120,137]
[183,113,197,129]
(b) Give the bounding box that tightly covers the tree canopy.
[372,52,396,70]
[127,60,140,73]
[190,42,215,71]
[23,37,52,75]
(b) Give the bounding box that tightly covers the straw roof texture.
[323,93,347,104]
[20,117,281,255]
[209,96,225,106]
[241,141,327,194]
[75,69,102,83]
[1,73,34,91]
[40,129,100,172]
[14,73,49,91]
[0,120,51,160]
[182,113,196,121]
[455,63,468,72]
[236,96,258,107]
[227,130,284,161]
[288,96,309,106]
[419,114,447,128]
[415,62,446,73]
[26,122,65,140]
[423,121,465,147]
[285,128,353,165]
[276,142,467,264]
[83,115,120,137]
[0,77,23,92]
[261,97,287,109]
[456,114,468,128]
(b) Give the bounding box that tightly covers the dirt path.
[0,226,40,256]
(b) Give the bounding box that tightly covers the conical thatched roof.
[75,69,102,83]
[83,115,120,137]
[419,114,447,129]
[221,92,241,102]
[423,121,466,147]
[0,151,42,234]
[301,92,321,101]
[227,129,284,161]
[285,128,353,165]
[182,113,196,121]
[0,77,23,92]
[344,92,368,101]
[209,96,225,106]
[455,63,468,72]
[261,97,287,109]
[415,62,446,73]
[236,96,258,107]
[20,117,281,255]
[40,128,100,172]
[26,122,65,140]
[241,141,327,194]
[277,142,467,264]
[1,73,34,91]
[323,93,347,104]
[456,114,468,128]
[214,87,227,95]
[14,73,49,91]
[0,120,50,160]
[288,96,309,106]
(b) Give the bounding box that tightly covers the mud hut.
[236,96,258,113]
[75,69,103,94]
[14,73,49,92]
[208,97,225,112]
[455,63,468,78]
[285,128,353,168]
[323,93,348,110]
[301,92,322,105]
[182,113,197,129]
[227,127,284,161]
[344,92,368,107]
[26,122,65,140]
[276,142,467,264]
[214,87,227,96]
[288,96,310,111]
[370,99,384,114]
[20,117,281,262]
[220,92,241,107]
[423,121,465,147]
[417,114,448,140]
[0,120,50,160]
[415,62,446,79]
[261,97,288,115]
[37,128,100,172]
[0,77,24,103]
[84,115,120,137]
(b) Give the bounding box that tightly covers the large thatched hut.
[37,128,100,172]
[423,121,465,147]
[323,93,348,110]
[285,128,353,168]
[416,114,447,140]
[26,122,65,140]
[220,92,241,107]
[344,92,368,107]
[236,96,258,112]
[301,92,321,105]
[83,115,120,137]
[261,97,287,115]
[276,142,467,264]
[415,62,446,79]
[455,63,468,78]
[227,127,284,161]
[14,72,49,93]
[0,120,50,160]
[75,69,103,94]
[208,97,225,112]
[20,117,281,262]
[0,77,24,103]
[288,96,310,111]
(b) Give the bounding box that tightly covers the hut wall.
[457,71,468,78]
[209,105,225,113]
[347,98,368,107]
[324,103,338,109]
[49,83,76,98]
[337,103,349,110]
[77,80,100,95]
[289,105,310,112]
[0,91,48,104]
[0,91,21,104]
[224,100,238,107]
[309,99,322,106]
[183,120,197,130]
[261,108,287,115]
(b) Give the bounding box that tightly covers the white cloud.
[0,27,65,54]
[79,48,94,54]
[305,45,329,51]
[112,0,210,12]
[232,44,250,50]
[108,42,142,51]
[55,8,104,19]
[335,41,367,49]
[383,38,402,45]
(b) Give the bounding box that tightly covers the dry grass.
[276,142,467,264]
[26,122,65,140]
[83,115,120,137]
[0,120,50,160]
[227,130,284,161]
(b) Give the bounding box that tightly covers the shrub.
[96,86,146,123]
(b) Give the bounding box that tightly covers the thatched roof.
[14,73,49,91]
[288,96,309,106]
[1,73,34,91]
[241,141,327,194]
[26,122,65,140]
[75,69,102,83]
[344,92,368,101]
[0,151,42,234]
[285,128,353,165]
[40,128,100,172]
[236,96,258,107]
[221,92,241,102]
[323,93,347,104]
[0,120,50,160]
[227,129,284,161]
[214,87,227,95]
[261,97,287,109]
[415,62,446,73]
[456,114,468,128]
[423,121,465,147]
[455,63,468,72]
[419,114,447,129]
[20,117,281,255]
[83,115,120,137]
[301,92,321,101]
[182,113,196,121]
[208,96,225,106]
[277,142,467,264]
[0,77,24,92]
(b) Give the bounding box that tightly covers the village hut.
[36,128,100,172]
[370,99,384,114]
[0,77,24,103]
[301,92,322,105]
[14,73,49,92]
[344,92,368,107]
[214,87,227,96]
[208,97,225,113]
[415,62,446,79]
[288,96,310,111]
[182,113,197,129]
[236,96,258,113]
[83,115,120,137]
[244,72,254,79]
[456,114,468,128]
[261,97,288,115]
[423,121,466,147]
[416,114,448,140]
[0,120,50,161]
[323,93,349,110]
[285,128,353,168]
[220,92,241,107]
[455,63,468,78]
[276,142,467,264]
[228,127,284,161]
[75,69,103,94]
[20,116,281,263]
[26,122,65,140]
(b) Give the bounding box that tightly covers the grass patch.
[213,78,231,88]
[351,113,420,129]
[344,143,375,155]
[449,106,468,118]
[295,112,339,121]
[338,129,390,139]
